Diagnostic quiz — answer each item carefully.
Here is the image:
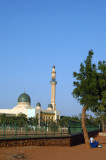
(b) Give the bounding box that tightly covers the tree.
[97,61,106,110]
[28,117,38,126]
[60,116,80,127]
[95,60,106,131]
[95,112,106,131]
[72,50,99,147]
[16,113,27,127]
[78,113,95,125]
[0,114,7,124]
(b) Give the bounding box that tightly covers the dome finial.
[24,88,25,93]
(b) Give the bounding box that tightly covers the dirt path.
[0,135,106,160]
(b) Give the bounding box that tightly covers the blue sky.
[0,0,106,116]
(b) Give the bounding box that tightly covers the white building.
[0,66,60,123]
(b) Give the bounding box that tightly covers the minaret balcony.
[50,80,57,84]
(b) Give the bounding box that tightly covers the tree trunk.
[102,121,105,132]
[82,106,90,148]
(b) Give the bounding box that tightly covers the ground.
[0,134,106,160]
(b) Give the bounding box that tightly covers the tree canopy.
[72,50,106,112]
[72,50,106,147]
[97,60,106,112]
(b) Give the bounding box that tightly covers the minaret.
[50,65,57,110]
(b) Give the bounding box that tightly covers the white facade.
[0,66,60,122]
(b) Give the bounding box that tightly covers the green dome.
[36,102,41,106]
[18,93,31,103]
[48,104,53,108]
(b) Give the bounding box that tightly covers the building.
[0,66,60,124]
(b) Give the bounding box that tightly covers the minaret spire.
[50,65,57,110]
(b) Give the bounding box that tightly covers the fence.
[0,120,99,138]
[68,121,99,133]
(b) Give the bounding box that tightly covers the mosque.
[0,66,60,124]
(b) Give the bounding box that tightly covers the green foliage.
[0,114,7,124]
[16,113,27,127]
[94,60,106,128]
[60,114,100,127]
[27,117,38,126]
[78,113,96,125]
[72,50,106,112]
[47,120,59,132]
[95,112,106,124]
[97,61,106,112]
[60,115,80,127]
[0,113,27,127]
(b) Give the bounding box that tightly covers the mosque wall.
[0,108,28,116]
[27,109,35,118]
[0,109,14,115]
[55,110,60,120]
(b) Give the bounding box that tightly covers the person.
[90,137,102,148]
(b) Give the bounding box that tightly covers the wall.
[27,109,35,118]
[0,130,99,148]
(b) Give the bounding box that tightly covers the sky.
[0,0,106,117]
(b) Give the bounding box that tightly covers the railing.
[0,125,68,137]
[0,121,100,138]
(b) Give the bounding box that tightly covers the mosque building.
[0,66,60,124]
